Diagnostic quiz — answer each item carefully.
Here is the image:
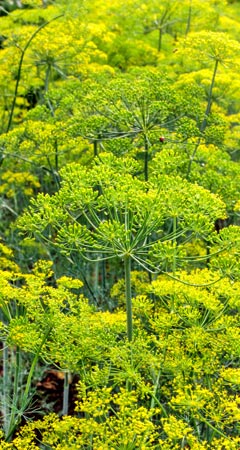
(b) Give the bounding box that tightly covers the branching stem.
[124,254,133,342]
[6,14,63,133]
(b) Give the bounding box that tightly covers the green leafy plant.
[0,0,240,446]
[17,154,226,341]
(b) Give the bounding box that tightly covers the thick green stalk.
[124,255,133,342]
[2,345,9,434]
[171,216,177,311]
[93,260,99,300]
[101,259,106,296]
[93,140,98,157]
[172,216,177,277]
[62,371,70,416]
[54,139,60,187]
[144,136,149,182]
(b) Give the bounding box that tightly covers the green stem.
[186,58,219,179]
[6,14,63,133]
[101,259,106,296]
[150,367,162,409]
[6,328,51,441]
[54,139,59,176]
[93,260,99,300]
[198,413,230,440]
[185,0,192,35]
[200,58,219,132]
[158,28,163,52]
[186,138,201,180]
[45,153,60,188]
[22,329,51,406]
[62,371,70,416]
[44,63,51,95]
[150,392,168,417]
[170,216,177,311]
[124,255,133,342]
[150,345,168,412]
[144,136,149,182]
[6,347,21,440]
[2,345,9,434]
[93,140,98,157]
[172,216,177,277]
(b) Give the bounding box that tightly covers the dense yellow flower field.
[0,0,240,448]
